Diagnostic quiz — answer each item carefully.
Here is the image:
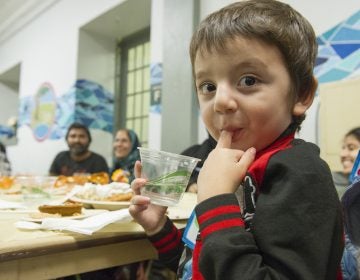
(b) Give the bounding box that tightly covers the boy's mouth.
[221,127,244,142]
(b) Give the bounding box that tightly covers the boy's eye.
[239,76,257,87]
[199,83,216,95]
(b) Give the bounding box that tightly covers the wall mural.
[150,62,162,114]
[31,83,56,141]
[315,10,360,83]
[18,79,114,142]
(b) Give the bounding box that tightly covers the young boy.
[129,1,344,279]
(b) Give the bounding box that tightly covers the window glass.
[127,71,135,94]
[116,29,150,146]
[128,48,135,71]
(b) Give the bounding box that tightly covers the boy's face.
[194,37,303,152]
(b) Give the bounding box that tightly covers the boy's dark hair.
[65,122,92,143]
[189,0,318,129]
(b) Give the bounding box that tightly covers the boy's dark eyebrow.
[234,58,269,71]
[195,58,269,80]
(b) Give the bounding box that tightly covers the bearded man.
[49,123,109,176]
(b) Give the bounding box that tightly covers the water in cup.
[138,147,200,207]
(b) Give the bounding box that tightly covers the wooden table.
[0,193,196,279]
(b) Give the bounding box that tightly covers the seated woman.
[75,129,142,280]
[332,127,360,198]
[111,129,141,183]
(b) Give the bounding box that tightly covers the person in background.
[49,122,109,176]
[78,129,142,280]
[341,177,360,280]
[111,129,141,183]
[110,129,174,279]
[335,127,360,279]
[129,1,344,279]
[181,133,216,193]
[333,127,360,198]
[0,141,11,175]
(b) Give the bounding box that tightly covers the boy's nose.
[214,87,237,113]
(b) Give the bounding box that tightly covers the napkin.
[15,208,132,235]
[0,199,27,210]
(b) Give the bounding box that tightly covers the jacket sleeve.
[195,146,344,280]
[148,217,184,272]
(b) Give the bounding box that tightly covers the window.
[115,28,150,146]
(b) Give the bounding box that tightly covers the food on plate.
[88,172,110,185]
[54,172,110,188]
[4,189,21,195]
[111,169,130,183]
[0,176,14,189]
[54,175,87,187]
[107,192,133,202]
[29,212,62,219]
[75,182,133,202]
[38,201,83,216]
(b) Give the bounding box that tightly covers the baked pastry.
[88,172,110,185]
[0,176,14,189]
[107,192,133,202]
[54,172,110,188]
[38,202,83,216]
[111,169,130,183]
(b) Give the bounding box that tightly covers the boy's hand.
[197,130,256,203]
[129,161,167,235]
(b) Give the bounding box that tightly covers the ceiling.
[0,0,151,46]
[0,0,59,45]
[0,0,27,29]
[0,0,57,84]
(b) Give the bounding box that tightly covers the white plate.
[22,209,108,222]
[70,196,130,211]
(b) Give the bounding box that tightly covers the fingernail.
[249,147,256,154]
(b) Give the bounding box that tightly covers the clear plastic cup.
[138,147,200,207]
[15,176,54,208]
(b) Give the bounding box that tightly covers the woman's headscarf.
[112,129,141,182]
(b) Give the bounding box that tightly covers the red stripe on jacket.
[152,224,181,253]
[201,218,245,239]
[197,205,241,224]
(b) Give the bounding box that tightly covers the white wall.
[0,0,125,175]
[76,30,116,165]
[77,30,116,93]
[148,0,164,150]
[0,83,18,125]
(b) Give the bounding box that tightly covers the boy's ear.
[292,77,318,116]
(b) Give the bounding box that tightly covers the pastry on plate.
[38,201,83,216]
